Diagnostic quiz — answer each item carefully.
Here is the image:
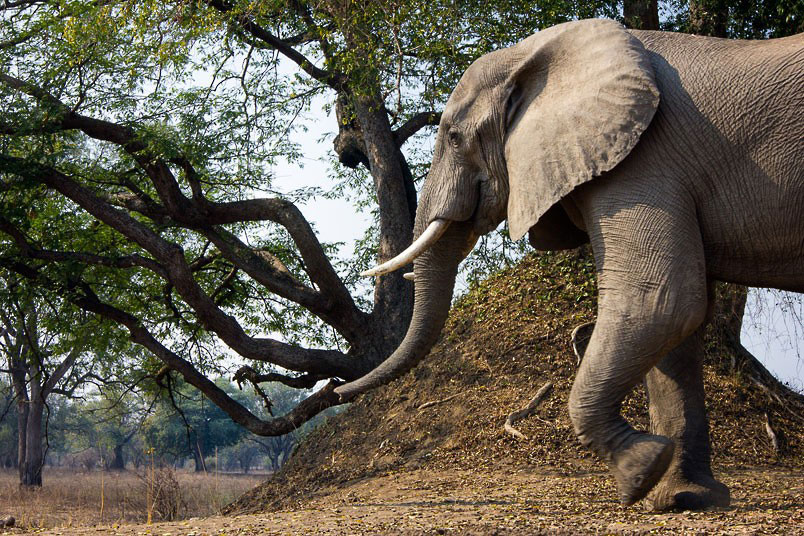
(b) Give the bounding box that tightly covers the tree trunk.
[709,283,804,403]
[20,398,43,487]
[15,398,27,483]
[336,222,473,400]
[109,444,126,471]
[193,441,206,472]
[354,94,416,362]
[11,363,28,485]
[623,0,660,30]
[689,0,729,37]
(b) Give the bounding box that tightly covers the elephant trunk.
[335,222,474,401]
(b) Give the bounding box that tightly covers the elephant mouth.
[360,219,452,278]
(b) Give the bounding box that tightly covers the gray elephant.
[336,19,803,510]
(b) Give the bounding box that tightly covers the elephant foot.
[643,472,730,511]
[610,433,674,506]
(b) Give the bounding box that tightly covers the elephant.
[335,19,804,510]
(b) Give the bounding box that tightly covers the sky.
[271,97,804,393]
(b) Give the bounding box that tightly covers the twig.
[504,382,553,440]
[417,393,460,410]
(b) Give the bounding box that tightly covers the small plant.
[137,463,185,522]
[150,467,184,521]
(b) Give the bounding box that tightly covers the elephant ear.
[504,19,660,241]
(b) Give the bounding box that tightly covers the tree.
[623,0,660,29]
[220,440,263,473]
[142,378,250,470]
[662,0,803,36]
[85,387,154,471]
[0,377,17,468]
[0,0,621,435]
[0,276,105,486]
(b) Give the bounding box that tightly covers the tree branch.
[68,284,345,436]
[0,216,168,277]
[1,74,361,325]
[0,156,357,377]
[204,0,344,89]
[504,382,553,440]
[393,111,441,147]
[1,71,198,218]
[1,260,345,436]
[41,330,89,397]
[234,365,327,390]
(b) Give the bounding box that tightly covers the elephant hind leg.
[568,184,709,505]
[644,328,730,511]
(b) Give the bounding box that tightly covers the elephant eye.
[448,129,462,148]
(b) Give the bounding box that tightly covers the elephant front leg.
[568,182,710,506]
[643,328,730,511]
[568,309,686,506]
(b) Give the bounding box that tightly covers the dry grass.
[0,467,265,531]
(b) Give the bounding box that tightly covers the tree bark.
[353,94,416,362]
[689,0,729,37]
[623,0,660,30]
[10,355,28,484]
[20,398,43,487]
[15,394,27,483]
[193,440,206,473]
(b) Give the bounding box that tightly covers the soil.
[6,251,801,534]
[8,466,802,535]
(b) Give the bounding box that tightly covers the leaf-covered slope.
[229,250,803,513]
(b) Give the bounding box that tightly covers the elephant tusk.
[403,272,415,281]
[360,219,451,277]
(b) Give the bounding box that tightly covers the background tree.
[0,276,110,486]
[141,378,251,471]
[0,377,17,468]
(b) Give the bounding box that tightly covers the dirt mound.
[229,251,803,514]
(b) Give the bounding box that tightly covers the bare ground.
[5,466,801,535]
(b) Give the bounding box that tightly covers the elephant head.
[335,19,660,400]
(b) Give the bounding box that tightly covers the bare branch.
[41,330,89,396]
[234,365,327,390]
[393,112,441,147]
[204,0,344,89]
[504,382,553,440]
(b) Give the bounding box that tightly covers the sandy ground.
[5,465,801,535]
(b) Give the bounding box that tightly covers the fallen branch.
[763,412,784,455]
[417,393,460,410]
[504,382,553,440]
